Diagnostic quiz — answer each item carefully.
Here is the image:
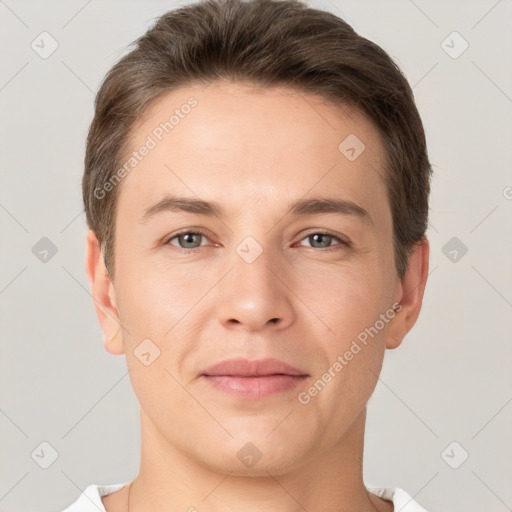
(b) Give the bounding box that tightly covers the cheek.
[298,260,391,405]
[300,278,390,435]
[298,260,389,343]
[116,260,204,333]
[115,262,209,382]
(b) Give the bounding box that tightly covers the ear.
[85,229,124,355]
[386,235,430,350]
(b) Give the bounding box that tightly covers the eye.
[298,231,349,251]
[163,229,350,252]
[166,230,210,250]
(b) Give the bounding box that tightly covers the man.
[64,0,431,510]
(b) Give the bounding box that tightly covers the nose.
[216,242,295,332]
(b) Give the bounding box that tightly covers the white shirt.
[60,482,429,511]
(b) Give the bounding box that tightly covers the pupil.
[182,233,199,248]
[312,234,330,247]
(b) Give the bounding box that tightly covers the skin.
[86,80,429,512]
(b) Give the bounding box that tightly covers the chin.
[193,433,312,477]
[203,454,305,478]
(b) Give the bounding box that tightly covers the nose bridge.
[233,233,279,290]
[215,231,295,330]
[226,202,280,279]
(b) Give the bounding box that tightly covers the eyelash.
[163,229,351,253]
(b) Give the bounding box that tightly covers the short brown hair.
[83,0,432,280]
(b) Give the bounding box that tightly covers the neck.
[126,407,385,512]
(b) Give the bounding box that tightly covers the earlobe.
[85,229,124,356]
[103,327,124,356]
[386,236,430,350]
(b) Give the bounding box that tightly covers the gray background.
[1,0,511,510]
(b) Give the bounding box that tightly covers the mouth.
[201,358,309,399]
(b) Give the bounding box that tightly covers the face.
[87,80,427,476]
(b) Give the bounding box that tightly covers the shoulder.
[60,482,129,512]
[367,486,429,512]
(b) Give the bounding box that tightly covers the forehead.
[116,80,389,224]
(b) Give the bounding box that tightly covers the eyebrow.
[139,195,373,226]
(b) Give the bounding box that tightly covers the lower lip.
[202,375,308,399]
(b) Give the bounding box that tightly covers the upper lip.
[202,358,308,377]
